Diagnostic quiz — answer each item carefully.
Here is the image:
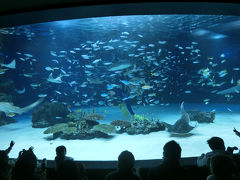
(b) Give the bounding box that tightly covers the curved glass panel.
[0,14,240,160]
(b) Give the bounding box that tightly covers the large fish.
[0,98,44,117]
[87,77,104,84]
[108,63,131,71]
[216,85,240,95]
[162,102,195,133]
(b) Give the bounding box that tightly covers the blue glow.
[210,33,227,39]
[220,53,225,58]
[55,20,73,28]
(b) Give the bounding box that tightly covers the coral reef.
[42,109,106,140]
[42,108,217,139]
[92,124,116,134]
[130,115,165,135]
[84,119,99,128]
[187,110,215,123]
[83,113,104,121]
[126,127,136,135]
[110,120,131,133]
[44,120,112,140]
[67,111,87,121]
[44,123,67,134]
[0,112,16,126]
[44,123,77,135]
[76,120,87,132]
[42,108,215,139]
[67,110,101,128]
[111,120,131,128]
[44,113,165,139]
[110,115,165,135]
[75,119,99,132]
[68,121,76,127]
[32,102,70,128]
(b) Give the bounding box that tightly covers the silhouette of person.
[147,140,189,180]
[5,140,15,155]
[0,141,15,180]
[56,159,88,180]
[104,150,141,180]
[207,154,240,180]
[55,145,73,170]
[197,137,232,168]
[11,147,46,180]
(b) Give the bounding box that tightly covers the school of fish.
[0,15,239,109]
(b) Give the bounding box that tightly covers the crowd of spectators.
[1,133,240,180]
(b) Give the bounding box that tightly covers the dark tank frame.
[1,1,240,169]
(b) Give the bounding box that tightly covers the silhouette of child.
[55,145,73,170]
[147,140,189,180]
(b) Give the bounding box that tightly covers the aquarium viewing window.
[0,2,240,164]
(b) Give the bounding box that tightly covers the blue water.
[0,15,240,107]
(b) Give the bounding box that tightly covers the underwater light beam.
[210,33,227,39]
[55,20,74,28]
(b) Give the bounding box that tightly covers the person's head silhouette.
[163,140,182,162]
[207,137,225,151]
[118,150,135,172]
[56,145,67,158]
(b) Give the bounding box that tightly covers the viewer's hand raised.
[10,140,15,147]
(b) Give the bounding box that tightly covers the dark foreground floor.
[45,165,210,180]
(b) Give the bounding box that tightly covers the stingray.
[162,102,195,133]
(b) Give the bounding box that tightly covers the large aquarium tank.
[0,2,240,161]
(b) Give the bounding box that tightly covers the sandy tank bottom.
[0,104,240,161]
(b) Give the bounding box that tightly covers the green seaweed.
[119,103,130,118]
